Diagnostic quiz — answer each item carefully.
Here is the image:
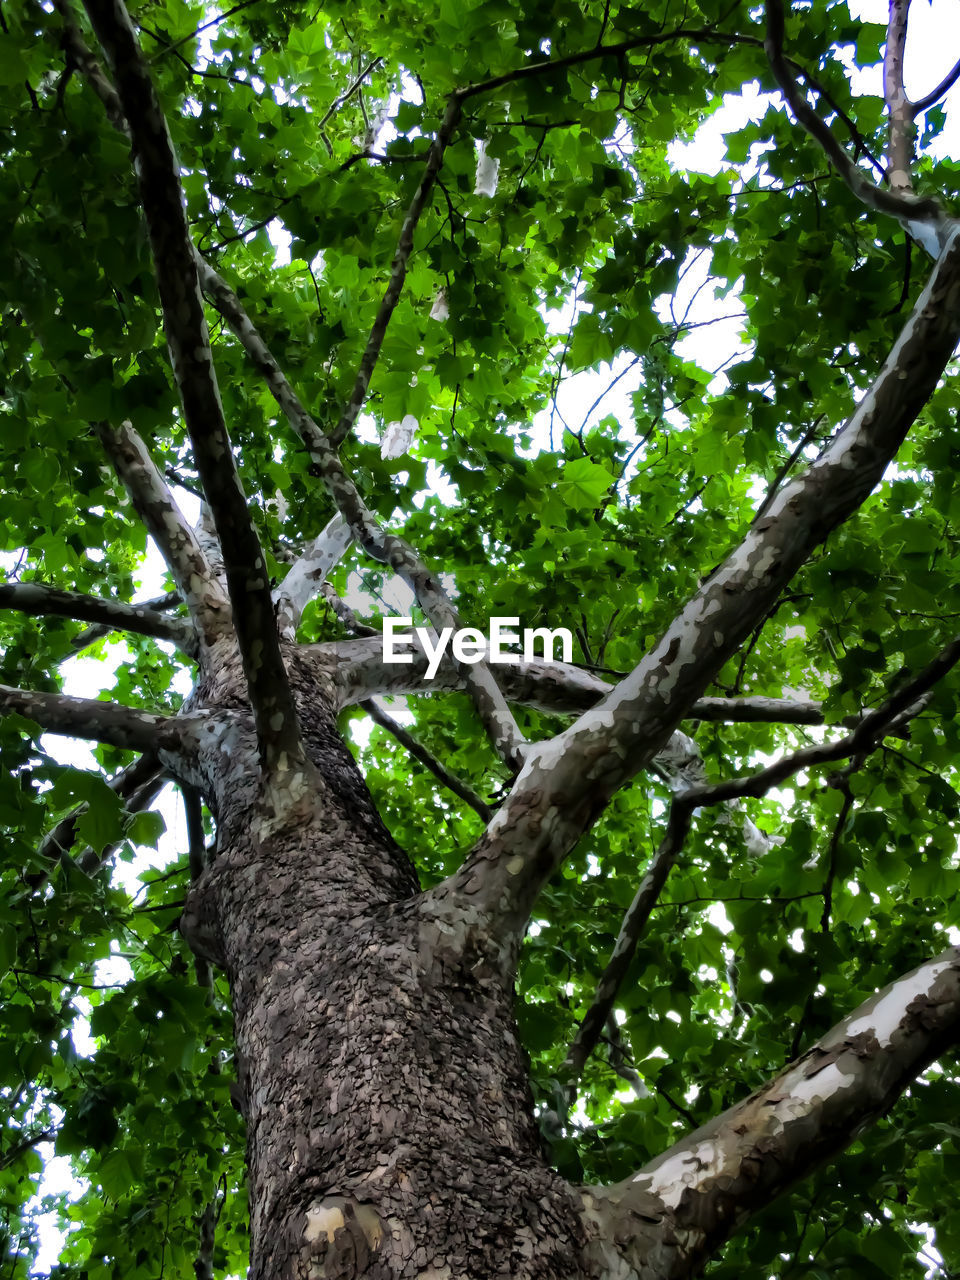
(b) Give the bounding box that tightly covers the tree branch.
[765,0,949,256]
[883,0,914,193]
[274,514,353,641]
[0,580,196,655]
[564,803,692,1088]
[563,639,959,1089]
[319,583,378,638]
[33,752,166,888]
[912,52,960,114]
[362,698,493,821]
[0,1126,56,1173]
[436,222,960,943]
[327,95,462,448]
[0,684,181,754]
[316,634,828,723]
[70,589,183,652]
[687,632,960,808]
[197,264,528,769]
[82,0,308,784]
[581,947,960,1279]
[97,421,229,644]
[456,26,759,101]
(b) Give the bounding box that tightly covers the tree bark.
[179,653,590,1279]
[171,637,960,1278]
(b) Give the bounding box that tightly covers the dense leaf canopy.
[3,0,960,1275]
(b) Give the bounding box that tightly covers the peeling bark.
[317,635,827,724]
[97,420,229,643]
[44,6,960,1276]
[582,948,960,1279]
[176,651,960,1277]
[179,657,585,1279]
[274,514,354,642]
[446,227,960,941]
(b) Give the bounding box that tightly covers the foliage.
[1,0,960,1274]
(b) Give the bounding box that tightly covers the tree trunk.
[180,654,588,1279]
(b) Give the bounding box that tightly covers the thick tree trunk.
[179,654,587,1279]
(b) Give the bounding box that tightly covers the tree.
[3,0,960,1273]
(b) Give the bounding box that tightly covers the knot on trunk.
[300,1197,385,1277]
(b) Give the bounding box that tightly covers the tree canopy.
[3,0,960,1275]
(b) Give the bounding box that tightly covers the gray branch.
[583,947,960,1278]
[882,0,914,194]
[0,683,181,755]
[70,590,183,652]
[765,0,950,257]
[437,222,960,944]
[97,421,230,644]
[0,581,195,655]
[274,514,353,641]
[82,0,309,784]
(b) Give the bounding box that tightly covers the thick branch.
[0,581,195,654]
[274,514,353,641]
[82,0,307,780]
[317,634,827,723]
[765,0,948,256]
[582,947,960,1279]
[97,421,229,642]
[883,0,914,193]
[71,589,183,652]
[441,224,960,940]
[0,684,181,754]
[198,264,527,769]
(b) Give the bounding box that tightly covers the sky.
[22,0,960,1271]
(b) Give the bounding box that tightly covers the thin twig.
[363,699,493,821]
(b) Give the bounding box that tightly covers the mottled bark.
[583,947,960,1280]
[179,655,586,1280]
[96,420,229,643]
[274,514,354,642]
[445,226,960,943]
[0,580,195,653]
[0,682,180,754]
[883,0,914,193]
